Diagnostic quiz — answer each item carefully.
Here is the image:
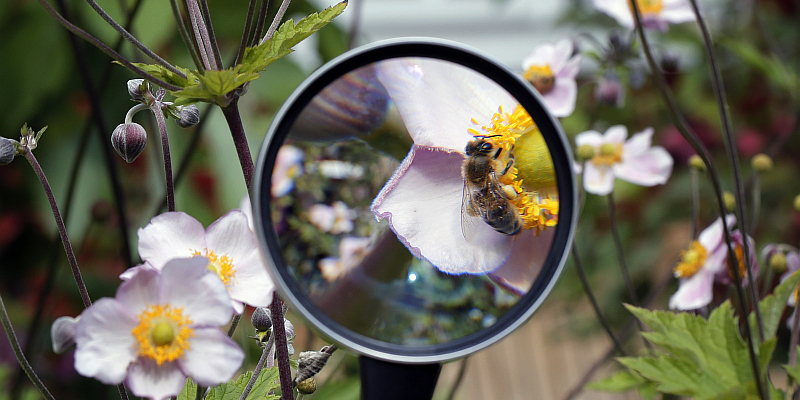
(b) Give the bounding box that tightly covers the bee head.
[465,136,499,157]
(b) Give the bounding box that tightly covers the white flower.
[575,125,673,195]
[318,237,372,281]
[308,201,356,234]
[74,258,244,400]
[51,316,80,354]
[593,0,695,31]
[272,145,304,197]
[131,210,274,314]
[521,39,582,117]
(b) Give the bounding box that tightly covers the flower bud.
[111,123,147,163]
[575,144,595,161]
[688,154,705,171]
[594,74,624,107]
[296,377,317,395]
[251,306,272,331]
[1,137,15,165]
[723,191,736,212]
[176,105,200,128]
[127,79,146,102]
[51,315,80,354]
[769,252,788,274]
[751,153,773,172]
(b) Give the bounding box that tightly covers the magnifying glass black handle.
[359,356,442,400]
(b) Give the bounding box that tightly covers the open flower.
[669,215,757,310]
[371,57,558,293]
[318,237,372,281]
[308,201,356,234]
[272,144,304,197]
[74,258,244,400]
[132,210,274,314]
[575,125,673,195]
[593,0,694,31]
[521,39,582,117]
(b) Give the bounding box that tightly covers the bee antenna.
[474,134,503,139]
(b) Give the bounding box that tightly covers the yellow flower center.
[192,249,236,287]
[131,304,194,365]
[522,65,556,94]
[674,240,707,278]
[468,104,559,234]
[590,143,623,167]
[729,245,747,280]
[628,0,663,16]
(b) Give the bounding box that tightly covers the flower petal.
[622,127,654,155]
[669,268,715,310]
[51,316,79,354]
[74,298,138,384]
[613,146,673,186]
[556,54,582,80]
[548,39,574,72]
[376,57,516,152]
[158,258,233,326]
[226,251,275,309]
[698,215,736,252]
[126,359,186,400]
[583,163,616,196]
[178,328,244,387]
[603,125,628,144]
[138,212,206,268]
[371,146,513,274]
[660,0,695,24]
[116,266,161,314]
[543,78,577,117]
[575,130,604,148]
[593,0,635,28]
[205,210,258,266]
[488,228,554,293]
[522,43,555,69]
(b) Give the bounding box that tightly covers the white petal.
[138,212,205,268]
[51,316,79,354]
[205,210,258,266]
[574,131,604,148]
[226,251,275,308]
[543,78,577,117]
[623,127,654,155]
[116,266,161,314]
[522,43,556,69]
[371,146,513,274]
[126,359,186,400]
[488,228,554,293]
[669,268,715,310]
[582,163,616,196]
[239,195,255,231]
[698,215,736,252]
[376,58,516,152]
[593,0,635,28]
[74,298,138,384]
[179,328,244,387]
[159,258,233,327]
[557,55,582,79]
[788,252,800,275]
[548,39,574,72]
[613,146,673,186]
[660,0,695,23]
[603,125,628,144]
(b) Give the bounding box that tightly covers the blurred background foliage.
[0,0,799,398]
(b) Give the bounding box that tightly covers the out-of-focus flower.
[575,125,673,196]
[593,0,695,31]
[131,210,274,314]
[669,215,757,310]
[74,258,244,400]
[521,39,582,117]
[318,237,372,281]
[316,160,364,179]
[594,72,625,107]
[51,316,80,354]
[764,245,800,306]
[308,201,356,234]
[272,145,304,197]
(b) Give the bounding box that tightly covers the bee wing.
[461,183,483,243]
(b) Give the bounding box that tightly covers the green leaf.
[129,62,194,88]
[176,378,197,400]
[176,368,280,400]
[172,67,260,106]
[783,353,800,385]
[588,369,649,391]
[241,1,348,74]
[751,270,800,339]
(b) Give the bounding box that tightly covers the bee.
[461,135,522,241]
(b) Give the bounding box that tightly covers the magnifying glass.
[253,38,576,400]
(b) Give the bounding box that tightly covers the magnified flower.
[272,144,304,197]
[371,58,558,293]
[74,258,244,400]
[521,39,582,117]
[318,237,372,281]
[593,0,694,31]
[132,210,274,314]
[575,125,673,196]
[308,201,356,234]
[669,215,757,310]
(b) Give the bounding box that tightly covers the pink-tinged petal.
[603,125,628,144]
[126,359,186,400]
[371,146,513,274]
[593,0,635,28]
[488,228,554,294]
[206,210,257,264]
[575,131,604,148]
[669,268,715,310]
[138,212,205,268]
[226,251,274,308]
[761,244,779,264]
[622,127,654,156]
[543,78,577,117]
[158,258,233,326]
[613,146,673,186]
[660,0,695,24]
[376,58,516,152]
[787,252,800,275]
[240,195,255,231]
[556,55,582,80]
[703,245,729,275]
[573,161,583,175]
[548,39,574,72]
[74,298,138,384]
[116,267,160,314]
[698,215,736,252]
[51,316,79,354]
[178,328,244,387]
[119,263,158,281]
[582,163,616,196]
[522,44,556,69]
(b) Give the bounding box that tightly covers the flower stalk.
[147,89,176,212]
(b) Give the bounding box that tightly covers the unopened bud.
[127,79,146,102]
[294,350,332,386]
[251,307,272,332]
[575,144,595,161]
[176,105,200,128]
[769,252,788,274]
[51,315,80,354]
[688,154,705,171]
[296,377,317,394]
[723,191,736,212]
[594,74,624,107]
[1,137,15,165]
[111,123,147,163]
[751,153,773,172]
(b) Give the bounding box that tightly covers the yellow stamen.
[192,249,236,287]
[523,65,555,94]
[628,0,663,16]
[730,245,747,280]
[674,240,707,278]
[591,143,623,167]
[131,304,194,365]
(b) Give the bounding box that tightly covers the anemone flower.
[272,144,304,197]
[521,39,582,117]
[669,215,757,310]
[131,210,273,314]
[318,237,372,281]
[593,0,694,31]
[308,201,357,234]
[74,258,243,400]
[766,244,800,307]
[371,57,559,294]
[575,125,673,196]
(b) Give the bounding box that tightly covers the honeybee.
[461,136,522,241]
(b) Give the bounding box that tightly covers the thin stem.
[0,295,56,400]
[750,173,761,238]
[571,245,627,356]
[227,314,242,337]
[250,0,271,47]
[149,93,176,212]
[197,0,223,69]
[221,99,254,189]
[270,296,294,400]
[239,333,276,400]
[691,169,700,239]
[606,193,640,306]
[234,0,260,65]
[24,149,92,308]
[82,0,186,78]
[170,0,205,70]
[347,0,364,49]
[260,0,292,45]
[687,0,764,341]
[186,0,213,70]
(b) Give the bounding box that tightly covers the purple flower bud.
[1,137,15,165]
[594,74,625,108]
[251,306,272,331]
[127,79,146,102]
[176,105,200,128]
[111,123,147,163]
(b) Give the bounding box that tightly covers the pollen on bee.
[502,185,517,199]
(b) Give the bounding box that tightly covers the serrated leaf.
[587,369,649,392]
[129,62,194,88]
[751,270,800,339]
[206,367,281,400]
[783,354,800,385]
[241,1,347,74]
[177,378,198,400]
[173,67,259,106]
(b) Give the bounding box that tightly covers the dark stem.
[24,149,92,308]
[750,173,761,238]
[691,169,700,239]
[221,99,254,189]
[606,193,640,306]
[0,295,56,400]
[186,0,213,70]
[571,244,627,356]
[234,0,259,65]
[170,0,205,70]
[197,0,223,69]
[239,333,276,400]
[226,314,242,337]
[149,97,176,212]
[249,0,271,47]
[270,295,294,400]
[260,0,292,45]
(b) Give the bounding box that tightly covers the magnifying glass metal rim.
[253,37,577,364]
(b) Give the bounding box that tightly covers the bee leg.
[500,157,515,176]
